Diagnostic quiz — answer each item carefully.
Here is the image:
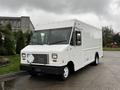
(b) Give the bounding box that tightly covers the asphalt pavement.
[2,51,120,90]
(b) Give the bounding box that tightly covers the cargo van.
[20,19,103,80]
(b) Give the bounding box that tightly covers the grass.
[0,55,20,75]
[103,48,120,51]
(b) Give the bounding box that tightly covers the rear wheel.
[93,55,99,65]
[61,66,69,80]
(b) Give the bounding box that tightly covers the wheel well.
[67,61,74,73]
[95,52,99,59]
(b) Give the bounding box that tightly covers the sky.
[0,0,120,32]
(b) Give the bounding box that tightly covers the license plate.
[35,68,41,72]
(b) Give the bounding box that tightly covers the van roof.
[35,19,100,31]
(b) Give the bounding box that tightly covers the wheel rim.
[63,67,69,78]
[96,57,99,64]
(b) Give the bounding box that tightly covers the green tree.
[0,25,5,47]
[0,32,3,47]
[4,23,15,55]
[4,34,15,55]
[24,31,32,45]
[0,24,14,55]
[0,24,11,35]
[16,31,25,54]
[113,33,120,47]
[102,26,114,47]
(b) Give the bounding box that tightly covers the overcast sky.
[0,0,120,32]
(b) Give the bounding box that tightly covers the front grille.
[32,54,48,64]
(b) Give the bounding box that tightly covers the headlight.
[52,53,58,59]
[22,53,26,60]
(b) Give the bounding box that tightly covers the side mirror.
[77,40,81,45]
[77,33,81,39]
[76,31,81,45]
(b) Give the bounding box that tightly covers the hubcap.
[63,67,69,78]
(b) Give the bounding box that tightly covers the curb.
[0,71,27,82]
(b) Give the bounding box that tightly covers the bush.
[4,35,16,55]
[0,33,3,47]
[0,23,32,55]
[0,23,16,55]
[16,31,25,54]
[0,47,7,55]
[24,31,32,45]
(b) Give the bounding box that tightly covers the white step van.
[20,19,103,80]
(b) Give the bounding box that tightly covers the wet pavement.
[1,51,120,90]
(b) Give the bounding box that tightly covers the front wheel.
[60,66,69,80]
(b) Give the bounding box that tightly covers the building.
[0,16,35,32]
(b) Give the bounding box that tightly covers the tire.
[93,55,99,65]
[60,66,69,80]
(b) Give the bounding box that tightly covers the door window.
[70,30,82,46]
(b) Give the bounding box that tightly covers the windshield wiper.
[50,40,67,45]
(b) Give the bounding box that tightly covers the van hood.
[21,45,69,53]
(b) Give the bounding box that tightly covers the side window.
[76,31,81,45]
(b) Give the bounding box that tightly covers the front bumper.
[20,64,65,75]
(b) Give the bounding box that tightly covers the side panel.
[68,46,84,71]
[70,21,103,71]
[82,25,103,66]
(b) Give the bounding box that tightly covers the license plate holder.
[35,68,41,72]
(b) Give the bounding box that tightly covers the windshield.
[30,27,72,45]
